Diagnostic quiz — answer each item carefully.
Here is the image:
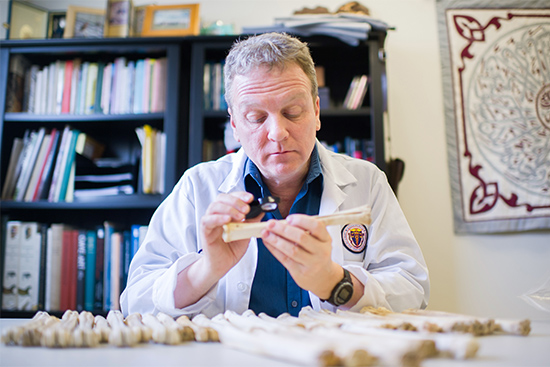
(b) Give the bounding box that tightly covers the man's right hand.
[174,192,263,308]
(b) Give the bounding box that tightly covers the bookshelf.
[0,32,388,317]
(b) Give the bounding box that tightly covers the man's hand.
[200,191,263,277]
[260,214,343,300]
[174,191,263,308]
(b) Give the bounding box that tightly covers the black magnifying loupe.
[246,196,280,219]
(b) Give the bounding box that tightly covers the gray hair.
[223,32,318,108]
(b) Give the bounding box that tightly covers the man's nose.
[266,114,289,142]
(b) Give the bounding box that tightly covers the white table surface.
[1,318,550,367]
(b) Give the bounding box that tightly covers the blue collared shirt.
[245,145,323,317]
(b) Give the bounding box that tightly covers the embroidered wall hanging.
[437,0,550,233]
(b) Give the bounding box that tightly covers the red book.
[59,228,78,311]
[61,60,74,114]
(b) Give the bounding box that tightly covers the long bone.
[192,313,347,367]
[222,205,371,242]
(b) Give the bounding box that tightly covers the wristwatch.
[323,268,354,306]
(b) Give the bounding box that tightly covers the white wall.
[6,0,550,320]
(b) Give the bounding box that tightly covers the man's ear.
[315,96,321,131]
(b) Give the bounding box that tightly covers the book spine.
[18,222,42,311]
[37,224,49,310]
[34,128,60,201]
[57,130,80,202]
[85,230,97,311]
[2,221,22,310]
[94,227,105,311]
[76,230,87,311]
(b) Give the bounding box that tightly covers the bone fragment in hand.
[222,205,371,242]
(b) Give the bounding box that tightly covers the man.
[120,32,429,318]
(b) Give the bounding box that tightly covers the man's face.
[229,63,321,185]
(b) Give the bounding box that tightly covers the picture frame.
[63,5,105,39]
[141,4,200,37]
[47,11,66,39]
[7,0,48,40]
[104,0,132,38]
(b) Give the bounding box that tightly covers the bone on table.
[106,310,140,347]
[125,313,153,343]
[192,313,349,367]
[40,310,79,348]
[222,205,371,242]
[93,315,111,343]
[156,312,195,343]
[176,315,219,342]
[72,311,100,348]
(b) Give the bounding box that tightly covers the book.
[133,59,144,113]
[45,223,65,311]
[2,221,22,310]
[76,230,87,311]
[14,128,46,201]
[25,65,39,113]
[101,62,113,114]
[37,223,48,310]
[155,130,166,194]
[103,221,116,310]
[61,60,74,113]
[85,63,99,114]
[93,61,105,113]
[57,129,80,202]
[54,60,65,114]
[94,226,105,310]
[5,54,30,112]
[73,185,134,198]
[121,230,131,292]
[34,128,61,201]
[1,137,24,200]
[350,75,369,109]
[23,133,51,202]
[69,59,82,113]
[75,132,105,161]
[85,230,97,311]
[48,126,72,202]
[18,222,42,311]
[60,228,78,311]
[77,62,89,115]
[110,231,122,310]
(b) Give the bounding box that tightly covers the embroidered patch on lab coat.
[341,224,368,253]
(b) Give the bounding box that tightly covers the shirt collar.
[244,144,322,190]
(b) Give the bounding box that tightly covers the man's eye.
[246,113,266,123]
[284,107,303,118]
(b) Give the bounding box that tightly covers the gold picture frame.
[63,5,105,39]
[141,4,200,37]
[8,0,48,40]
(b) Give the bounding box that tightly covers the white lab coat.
[120,141,429,318]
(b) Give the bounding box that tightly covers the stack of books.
[7,55,167,115]
[2,220,148,312]
[343,75,369,110]
[1,126,107,202]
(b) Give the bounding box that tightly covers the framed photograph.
[63,5,105,39]
[142,4,200,37]
[7,0,48,40]
[47,11,66,39]
[104,0,131,37]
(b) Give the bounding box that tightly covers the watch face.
[334,283,354,305]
